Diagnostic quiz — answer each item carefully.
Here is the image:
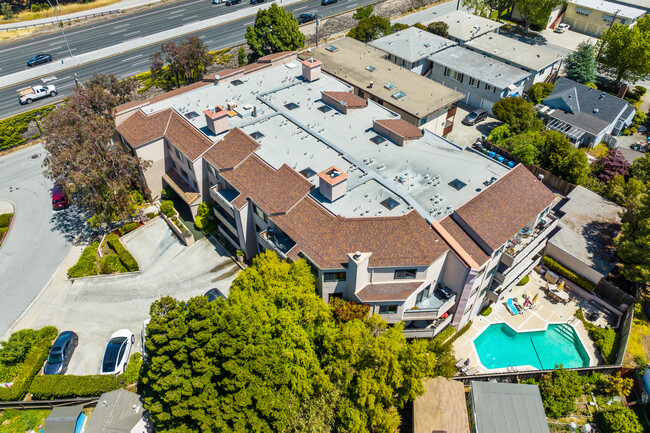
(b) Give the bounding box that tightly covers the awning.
[162,168,201,205]
[547,117,587,142]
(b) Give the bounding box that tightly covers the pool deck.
[453,271,603,375]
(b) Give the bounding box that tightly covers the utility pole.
[46,0,73,58]
[316,15,320,47]
[609,9,621,29]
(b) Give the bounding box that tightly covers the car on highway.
[205,288,225,301]
[43,331,78,375]
[250,0,265,4]
[225,0,241,5]
[555,23,570,33]
[321,0,337,5]
[461,108,488,126]
[298,12,317,24]
[52,185,69,210]
[100,329,134,375]
[211,0,223,3]
[27,54,53,68]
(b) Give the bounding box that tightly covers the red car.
[52,185,69,210]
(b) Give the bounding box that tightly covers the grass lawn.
[8,0,122,22]
[586,143,609,159]
[0,409,50,433]
[624,296,650,367]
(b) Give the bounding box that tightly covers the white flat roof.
[569,0,646,18]
[369,27,456,63]
[426,10,504,41]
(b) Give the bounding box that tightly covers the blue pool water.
[473,323,590,370]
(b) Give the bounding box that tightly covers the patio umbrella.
[532,294,538,303]
[464,358,471,367]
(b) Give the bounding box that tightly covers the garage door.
[466,93,482,109]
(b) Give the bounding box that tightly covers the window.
[175,149,181,160]
[324,271,346,282]
[394,269,417,279]
[206,165,214,176]
[476,267,486,278]
[575,7,590,16]
[328,293,343,301]
[485,83,496,93]
[469,77,479,87]
[253,204,267,222]
[171,160,176,169]
[187,160,193,171]
[379,305,398,314]
[166,141,170,150]
[192,180,198,190]
[444,67,464,82]
[180,169,189,180]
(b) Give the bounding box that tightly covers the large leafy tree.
[150,36,213,90]
[348,15,393,42]
[538,130,589,185]
[245,4,305,60]
[43,75,150,226]
[603,175,645,214]
[538,366,582,418]
[528,82,554,104]
[142,251,441,433]
[492,97,541,134]
[630,152,650,183]
[461,0,513,18]
[593,150,630,183]
[597,17,650,84]
[595,406,643,433]
[517,0,562,30]
[617,192,650,284]
[565,41,597,84]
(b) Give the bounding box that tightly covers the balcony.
[403,315,453,339]
[504,213,559,260]
[209,185,240,212]
[404,287,457,320]
[257,228,296,258]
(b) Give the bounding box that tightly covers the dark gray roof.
[543,77,633,132]
[471,381,550,433]
[85,389,147,433]
[45,405,83,433]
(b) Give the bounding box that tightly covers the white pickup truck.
[17,85,57,105]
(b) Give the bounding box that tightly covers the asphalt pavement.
[0,0,374,119]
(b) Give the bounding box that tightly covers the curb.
[0,199,16,248]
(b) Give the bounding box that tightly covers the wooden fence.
[0,396,99,410]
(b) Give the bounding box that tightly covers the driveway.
[538,28,599,53]
[3,219,241,375]
[441,102,501,148]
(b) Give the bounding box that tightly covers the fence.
[615,304,635,366]
[594,279,636,311]
[481,141,576,196]
[0,396,99,410]
[453,364,621,385]
[0,9,121,31]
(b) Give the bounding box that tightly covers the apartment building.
[115,51,556,337]
[562,0,646,36]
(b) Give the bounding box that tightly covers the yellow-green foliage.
[627,303,649,365]
[0,105,55,150]
[0,409,50,433]
[543,256,595,291]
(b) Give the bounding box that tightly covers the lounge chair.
[455,358,468,369]
[507,298,519,315]
[464,366,480,376]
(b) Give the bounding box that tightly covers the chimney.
[204,105,229,135]
[318,166,348,202]
[301,58,322,82]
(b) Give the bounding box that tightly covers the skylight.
[370,135,386,144]
[184,111,199,120]
[385,83,395,90]
[250,131,265,140]
[448,179,467,191]
[423,43,431,48]
[392,91,406,100]
[326,45,338,52]
[318,105,332,113]
[299,168,317,179]
[231,79,244,86]
[380,197,400,210]
[284,102,299,110]
[366,66,376,72]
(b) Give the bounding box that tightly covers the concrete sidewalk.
[0,0,163,31]
[0,0,297,88]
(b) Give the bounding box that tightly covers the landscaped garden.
[0,409,50,433]
[0,212,13,246]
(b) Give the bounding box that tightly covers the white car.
[555,23,570,33]
[101,329,134,375]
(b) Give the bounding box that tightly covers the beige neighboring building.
[304,37,463,135]
[413,377,470,433]
[424,10,504,42]
[562,0,646,36]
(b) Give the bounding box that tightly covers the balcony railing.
[504,213,558,260]
[209,185,240,211]
[403,315,453,339]
[404,289,457,319]
[258,229,296,258]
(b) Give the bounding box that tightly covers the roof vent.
[353,251,361,259]
[318,166,348,202]
[593,108,599,113]
[538,174,544,181]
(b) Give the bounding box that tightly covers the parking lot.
[4,219,240,375]
[438,103,500,148]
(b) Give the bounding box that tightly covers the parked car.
[141,319,150,359]
[205,288,225,302]
[321,0,337,4]
[101,329,134,375]
[225,0,241,4]
[52,185,69,210]
[555,23,570,33]
[27,54,53,67]
[298,12,317,24]
[43,331,78,375]
[461,108,488,126]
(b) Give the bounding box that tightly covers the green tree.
[348,15,393,42]
[329,297,370,324]
[603,175,646,213]
[487,123,512,147]
[597,17,650,84]
[237,47,247,67]
[517,0,562,30]
[603,373,633,397]
[617,192,650,284]
[193,202,215,234]
[461,0,513,19]
[595,406,643,433]
[538,130,589,184]
[630,152,650,183]
[512,141,540,165]
[427,21,449,38]
[245,4,305,60]
[353,5,373,20]
[565,41,597,84]
[150,36,213,90]
[528,82,554,104]
[492,97,541,134]
[502,129,543,152]
[538,366,582,418]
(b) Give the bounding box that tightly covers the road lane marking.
[109,28,128,35]
[41,76,57,83]
[121,54,144,62]
[123,31,141,37]
[182,15,198,20]
[53,76,71,82]
[113,23,131,29]
[295,5,308,10]
[131,59,150,66]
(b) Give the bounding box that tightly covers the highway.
[0,0,375,118]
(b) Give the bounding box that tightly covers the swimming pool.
[473,323,590,370]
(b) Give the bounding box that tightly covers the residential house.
[464,33,564,90]
[538,77,636,147]
[115,51,557,337]
[305,37,464,134]
[369,27,456,75]
[85,389,150,433]
[546,186,624,286]
[424,10,504,43]
[428,45,529,113]
[610,0,649,13]
[562,0,646,36]
[413,377,470,433]
[469,381,551,433]
[45,405,86,433]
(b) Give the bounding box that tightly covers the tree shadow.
[476,120,501,137]
[50,205,100,245]
[500,28,549,46]
[581,220,620,273]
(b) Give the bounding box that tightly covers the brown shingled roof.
[203,128,260,171]
[322,91,367,108]
[375,119,424,139]
[115,109,172,147]
[438,216,490,266]
[221,156,313,214]
[275,197,449,269]
[356,281,424,302]
[454,164,556,251]
[163,110,214,161]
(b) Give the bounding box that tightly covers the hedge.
[517,275,529,286]
[118,222,139,236]
[447,321,473,346]
[0,105,55,151]
[543,256,595,291]
[160,200,175,218]
[106,234,139,272]
[0,327,58,402]
[432,326,456,345]
[29,375,122,399]
[99,254,127,274]
[67,242,100,278]
[480,306,492,316]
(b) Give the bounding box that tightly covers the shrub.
[575,308,619,364]
[121,352,142,384]
[635,85,647,96]
[595,406,643,433]
[543,256,595,291]
[146,212,156,220]
[538,366,582,418]
[352,5,373,20]
[448,321,473,345]
[427,21,449,38]
[528,82,554,104]
[480,306,492,316]
[161,186,176,200]
[517,275,530,286]
[99,254,127,274]
[0,329,41,365]
[67,242,100,278]
[119,222,139,236]
[432,326,456,345]
[634,354,647,366]
[106,234,139,272]
[195,202,215,234]
[160,200,175,218]
[0,213,11,227]
[0,105,54,150]
[29,375,122,399]
[1,3,14,20]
